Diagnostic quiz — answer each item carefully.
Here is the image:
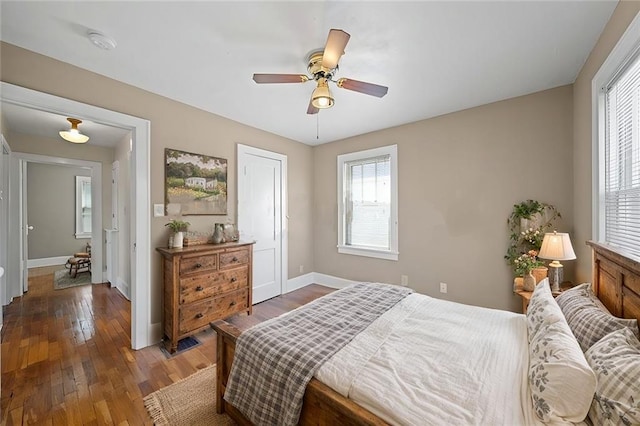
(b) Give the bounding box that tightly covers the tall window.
[75,176,92,238]
[602,47,640,256]
[337,145,398,260]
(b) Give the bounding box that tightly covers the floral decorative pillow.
[584,327,640,426]
[528,320,597,422]
[526,278,564,341]
[556,283,639,351]
[527,279,596,422]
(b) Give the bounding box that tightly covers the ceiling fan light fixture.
[59,118,90,144]
[311,79,334,109]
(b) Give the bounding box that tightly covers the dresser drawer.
[180,253,217,275]
[220,248,249,269]
[179,288,249,334]
[179,267,248,305]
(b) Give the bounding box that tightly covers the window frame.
[337,144,398,261]
[75,175,92,239]
[592,12,640,246]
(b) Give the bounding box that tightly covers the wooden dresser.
[156,242,254,353]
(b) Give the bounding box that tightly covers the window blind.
[605,51,640,256]
[345,155,391,249]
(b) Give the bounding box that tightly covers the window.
[594,15,640,257]
[75,176,92,238]
[337,145,398,260]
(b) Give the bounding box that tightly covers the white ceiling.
[1,102,131,148]
[0,1,617,146]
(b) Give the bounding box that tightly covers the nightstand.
[515,282,574,314]
[515,290,533,314]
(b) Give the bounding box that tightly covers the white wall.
[115,132,132,297]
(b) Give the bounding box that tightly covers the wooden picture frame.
[165,148,227,215]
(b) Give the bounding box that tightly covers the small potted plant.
[513,250,544,291]
[165,219,190,248]
[505,200,561,291]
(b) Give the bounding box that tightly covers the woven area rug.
[53,268,91,290]
[144,365,235,426]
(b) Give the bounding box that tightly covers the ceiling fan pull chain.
[316,113,320,140]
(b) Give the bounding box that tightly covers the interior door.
[0,136,10,307]
[238,145,287,304]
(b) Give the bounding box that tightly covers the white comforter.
[315,293,543,426]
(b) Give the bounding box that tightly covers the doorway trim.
[14,153,102,289]
[1,82,151,350]
[237,144,288,300]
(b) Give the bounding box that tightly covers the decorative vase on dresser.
[156,241,254,353]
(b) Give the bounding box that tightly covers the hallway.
[1,267,216,425]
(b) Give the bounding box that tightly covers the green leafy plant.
[165,219,190,233]
[505,200,561,276]
[507,199,560,228]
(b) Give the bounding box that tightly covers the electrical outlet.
[401,275,409,286]
[440,282,448,293]
[299,265,304,273]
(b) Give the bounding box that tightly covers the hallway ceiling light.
[59,118,90,143]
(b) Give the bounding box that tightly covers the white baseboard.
[312,273,357,289]
[27,256,69,268]
[116,277,130,300]
[285,272,315,293]
[285,272,357,293]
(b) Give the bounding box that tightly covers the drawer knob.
[230,277,237,283]
[195,285,204,291]
[232,256,238,262]
[195,263,202,268]
[229,301,236,307]
[195,313,204,319]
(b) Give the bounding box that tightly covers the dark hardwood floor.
[1,267,333,425]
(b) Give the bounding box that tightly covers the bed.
[212,241,640,425]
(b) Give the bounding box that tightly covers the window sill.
[337,245,398,261]
[75,233,91,239]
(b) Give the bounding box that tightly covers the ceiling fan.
[252,29,389,115]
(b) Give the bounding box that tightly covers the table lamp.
[538,231,576,292]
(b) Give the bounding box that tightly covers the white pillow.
[526,278,564,341]
[527,279,597,423]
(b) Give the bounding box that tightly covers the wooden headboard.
[588,241,640,323]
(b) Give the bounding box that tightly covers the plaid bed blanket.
[223,282,413,426]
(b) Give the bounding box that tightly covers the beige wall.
[0,113,6,137]
[573,2,640,283]
[0,42,315,324]
[26,162,90,259]
[314,86,574,312]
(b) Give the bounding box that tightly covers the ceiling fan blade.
[321,29,350,70]
[253,74,309,84]
[307,96,319,115]
[337,78,388,98]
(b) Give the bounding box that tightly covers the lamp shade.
[538,232,576,261]
[59,118,89,143]
[311,78,334,109]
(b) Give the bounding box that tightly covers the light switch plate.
[153,204,165,217]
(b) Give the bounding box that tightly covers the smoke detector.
[87,30,117,51]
